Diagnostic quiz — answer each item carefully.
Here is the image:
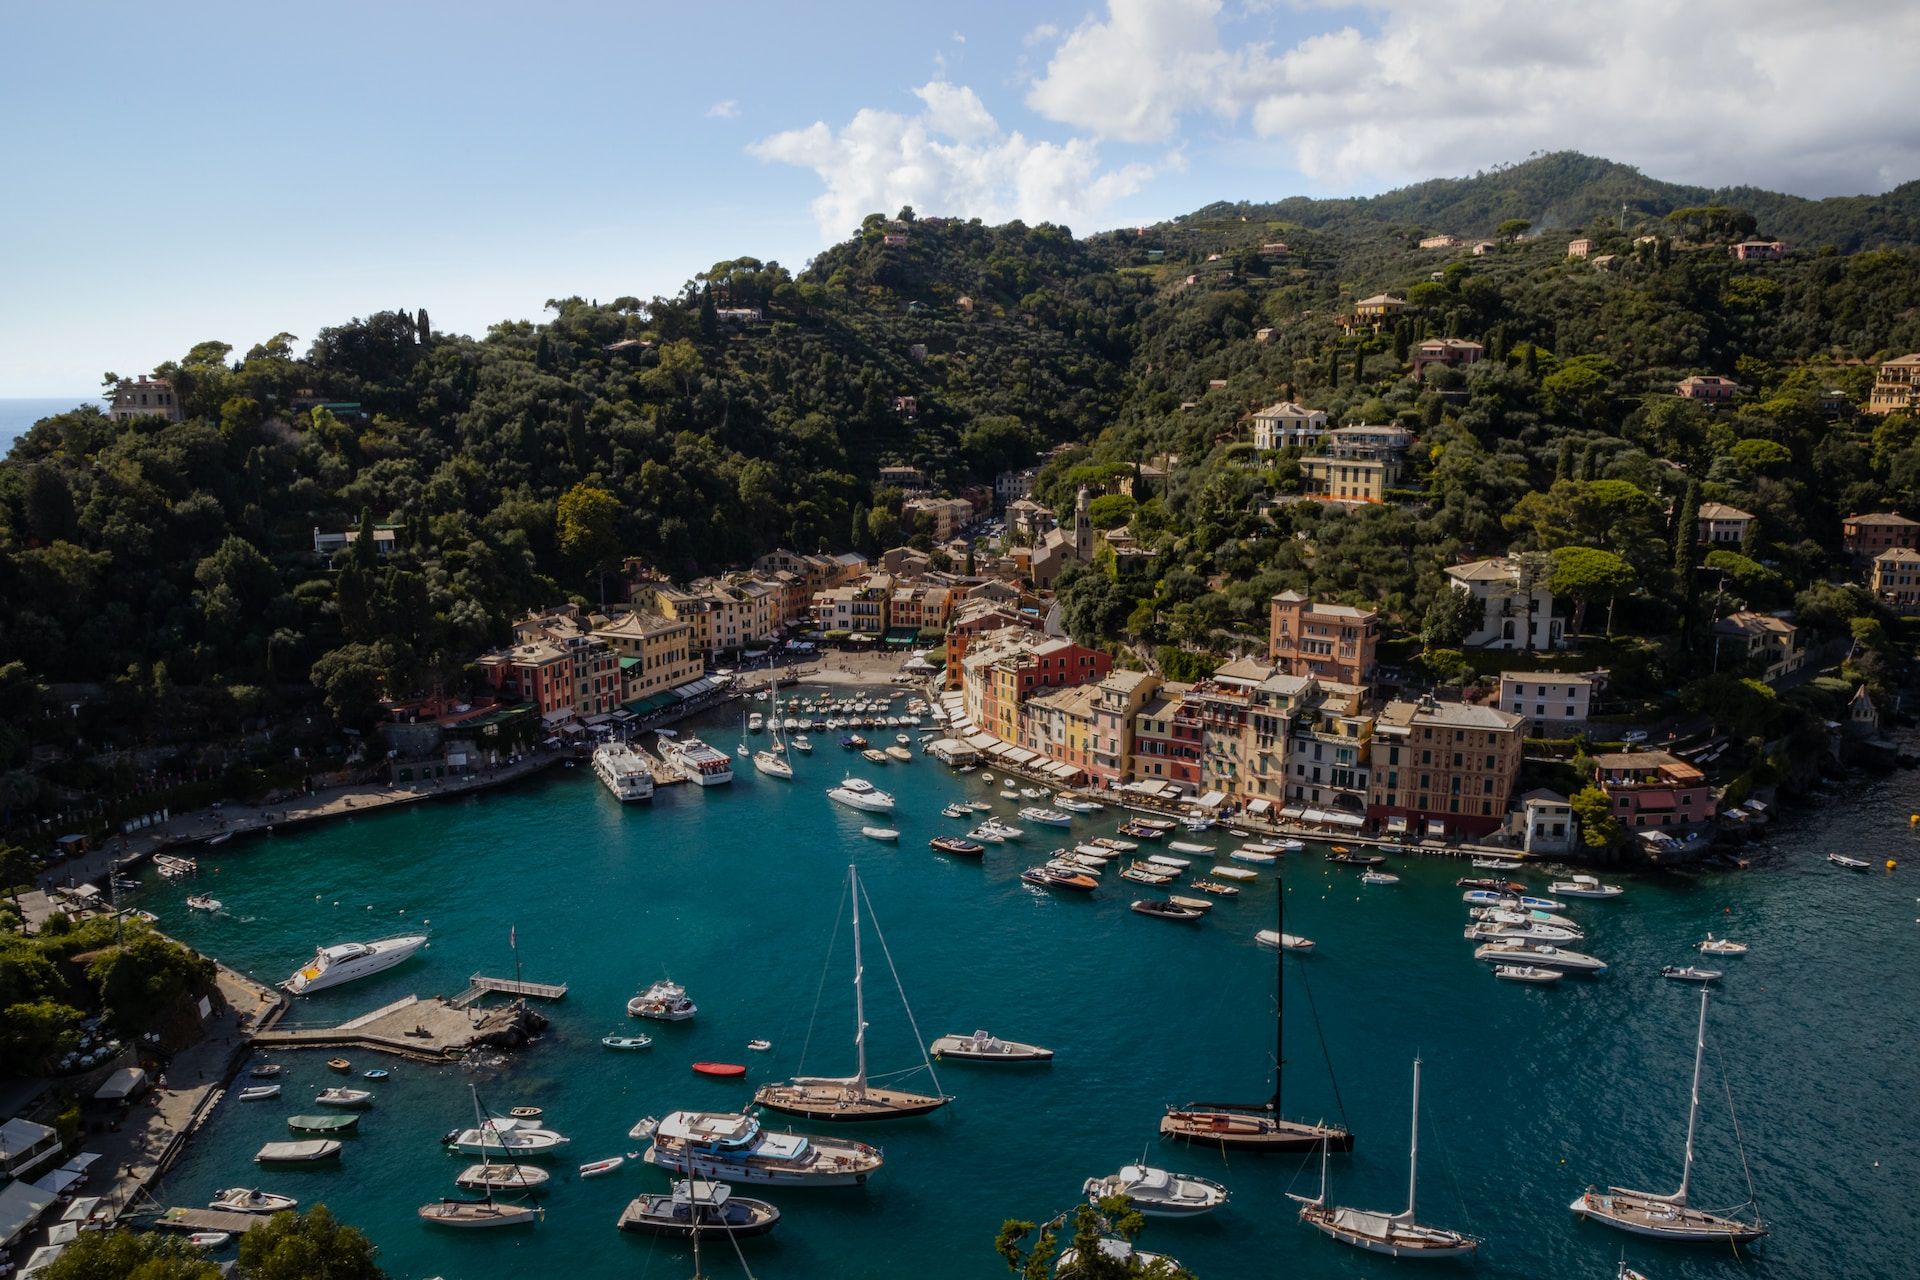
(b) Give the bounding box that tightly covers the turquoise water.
[142,696,1920,1280]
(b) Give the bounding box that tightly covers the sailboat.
[1160,881,1352,1152]
[1570,988,1767,1243]
[753,865,952,1121]
[1291,1058,1478,1258]
[420,1085,544,1228]
[753,685,793,779]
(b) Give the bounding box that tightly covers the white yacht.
[660,736,734,786]
[1473,942,1608,974]
[827,776,895,813]
[628,978,698,1021]
[642,1109,882,1186]
[443,1115,571,1158]
[1084,1165,1229,1217]
[1551,874,1625,899]
[592,742,655,802]
[282,934,428,995]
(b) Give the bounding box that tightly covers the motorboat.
[1020,786,1048,799]
[792,735,813,753]
[455,1164,550,1192]
[1290,1059,1479,1258]
[1570,989,1767,1243]
[1466,921,1582,944]
[417,1197,542,1228]
[1360,870,1400,886]
[1018,806,1073,827]
[1472,857,1524,870]
[1116,820,1167,840]
[1458,877,1528,894]
[1189,878,1240,897]
[967,826,1006,845]
[1254,930,1313,952]
[861,748,889,765]
[618,1179,781,1237]
[628,978,697,1021]
[314,1087,372,1108]
[1462,890,1564,911]
[860,826,899,841]
[281,934,429,995]
[580,1156,625,1177]
[929,837,985,857]
[748,713,764,732]
[1146,854,1191,870]
[1119,863,1175,886]
[1130,898,1204,922]
[1089,836,1137,852]
[1325,850,1385,867]
[186,895,222,913]
[237,1085,280,1102]
[1071,844,1116,861]
[977,818,1024,840]
[1167,840,1215,855]
[643,1109,883,1186]
[753,865,952,1121]
[1274,838,1307,853]
[254,1140,341,1163]
[210,1188,296,1214]
[1473,942,1608,974]
[591,742,656,802]
[659,736,735,786]
[1055,795,1103,813]
[444,1119,571,1158]
[1084,1164,1228,1217]
[603,1034,654,1050]
[827,776,895,813]
[1827,852,1872,870]
[929,1030,1053,1063]
[1493,964,1562,984]
[1021,866,1096,892]
[1661,966,1723,983]
[287,1113,357,1134]
[155,855,198,879]
[1472,905,1580,930]
[941,804,972,819]
[1699,934,1750,956]
[1050,857,1105,879]
[884,745,912,762]
[1552,875,1624,899]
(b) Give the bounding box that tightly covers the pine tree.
[851,504,869,554]
[1673,480,1702,663]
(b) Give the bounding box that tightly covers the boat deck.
[153,1207,269,1235]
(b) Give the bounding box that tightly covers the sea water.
[145,696,1920,1279]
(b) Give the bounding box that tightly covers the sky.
[4,0,1918,396]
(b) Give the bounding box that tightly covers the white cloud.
[1025,0,1920,195]
[750,81,1155,239]
[706,99,740,119]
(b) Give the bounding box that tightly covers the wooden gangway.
[153,1206,270,1234]
[451,974,569,1008]
[633,741,688,784]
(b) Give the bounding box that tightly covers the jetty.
[153,1206,269,1235]
[633,740,688,784]
[253,988,550,1062]
[451,974,569,1008]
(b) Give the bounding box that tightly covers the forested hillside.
[3,151,1920,821]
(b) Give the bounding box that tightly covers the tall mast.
[1272,878,1283,1112]
[1677,987,1710,1205]
[850,864,869,1098]
[1406,1057,1422,1219]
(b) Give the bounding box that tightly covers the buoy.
[1887,859,1899,871]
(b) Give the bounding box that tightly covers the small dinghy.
[603,1034,654,1050]
[314,1087,372,1108]
[1492,964,1561,985]
[1166,894,1214,913]
[236,1085,280,1102]
[362,1068,389,1081]
[1361,870,1400,886]
[692,1062,747,1078]
[509,1106,543,1119]
[186,1232,232,1248]
[861,826,900,841]
[1661,965,1723,983]
[1131,898,1205,923]
[1699,934,1750,956]
[211,1187,297,1213]
[747,1039,772,1052]
[249,1062,284,1079]
[930,1030,1054,1062]
[325,1058,351,1073]
[580,1155,626,1178]
[1189,878,1240,896]
[1828,852,1872,870]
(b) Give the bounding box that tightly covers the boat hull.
[642,1145,875,1187]
[1570,1191,1767,1244]
[618,1195,781,1237]
[752,1082,950,1121]
[1159,1110,1353,1153]
[1299,1206,1478,1258]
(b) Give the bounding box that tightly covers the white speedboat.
[642,1109,883,1186]
[210,1188,296,1213]
[827,776,895,813]
[1466,922,1582,944]
[1361,870,1400,885]
[1055,795,1103,813]
[941,804,971,819]
[1661,965,1723,983]
[282,934,428,995]
[1472,905,1580,930]
[592,742,655,802]
[1699,934,1750,956]
[1473,942,1608,974]
[966,826,1005,844]
[792,735,813,753]
[1552,875,1624,899]
[1084,1164,1228,1217]
[186,895,222,913]
[1493,964,1562,984]
[444,1117,571,1158]
[628,978,697,1021]
[861,826,900,841]
[748,713,764,732]
[929,1030,1054,1062]
[977,818,1024,840]
[1018,807,1073,827]
[1255,929,1314,952]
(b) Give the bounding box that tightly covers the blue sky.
[5,0,1916,396]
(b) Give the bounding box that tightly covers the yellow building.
[594,610,702,705]
[1300,456,1400,502]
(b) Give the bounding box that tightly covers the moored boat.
[659,736,735,786]
[1360,870,1400,885]
[827,776,896,812]
[617,1179,781,1237]
[1493,964,1562,985]
[1827,852,1872,870]
[1473,942,1608,974]
[455,1163,550,1192]
[1661,965,1723,983]
[603,1034,653,1050]
[186,894,222,913]
[860,826,899,841]
[929,1030,1053,1062]
[255,1140,341,1163]
[1189,878,1240,897]
[580,1155,625,1177]
[1084,1164,1229,1217]
[417,1196,542,1228]
[210,1188,297,1214]
[592,742,656,802]
[1699,934,1750,956]
[314,1087,372,1108]
[693,1062,747,1078]
[287,1113,357,1134]
[929,836,985,857]
[282,934,429,995]
[1132,897,1209,923]
[237,1085,279,1102]
[628,978,697,1021]
[643,1109,883,1186]
[1552,874,1624,899]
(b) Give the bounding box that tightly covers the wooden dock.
[451,974,568,1008]
[153,1206,269,1234]
[634,741,688,784]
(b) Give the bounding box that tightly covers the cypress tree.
[1351,345,1365,384]
[1326,347,1340,389]
[416,308,431,345]
[1555,443,1573,481]
[699,284,718,341]
[1392,321,1410,364]
[1524,343,1539,380]
[535,332,552,372]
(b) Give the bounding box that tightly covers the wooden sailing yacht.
[753,865,952,1121]
[1160,881,1353,1152]
[1292,1058,1478,1258]
[1571,988,1767,1244]
[419,1085,543,1228]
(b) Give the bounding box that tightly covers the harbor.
[75,688,1920,1278]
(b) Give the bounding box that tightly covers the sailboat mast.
[1677,987,1709,1205]
[850,864,869,1096]
[1406,1057,1422,1218]
[1272,878,1283,1112]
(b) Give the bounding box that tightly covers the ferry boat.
[827,776,896,813]
[592,742,655,802]
[660,736,734,786]
[642,1109,882,1186]
[281,934,429,995]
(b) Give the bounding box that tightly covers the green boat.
[287,1113,358,1134]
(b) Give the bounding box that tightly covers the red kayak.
[692,1062,747,1078]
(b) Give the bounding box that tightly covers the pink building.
[1729,240,1786,261]
[1591,750,1715,830]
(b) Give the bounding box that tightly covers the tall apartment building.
[480,608,621,720]
[1366,695,1525,838]
[1269,591,1378,684]
[593,610,702,706]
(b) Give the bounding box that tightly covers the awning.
[583,713,613,726]
[93,1068,145,1102]
[1004,747,1038,765]
[966,733,1001,752]
[31,1168,85,1196]
[622,692,676,715]
[0,1182,55,1247]
[540,708,574,725]
[1385,816,1409,833]
[1297,807,1366,828]
[674,677,717,700]
[1245,798,1272,815]
[1195,790,1226,809]
[986,742,1017,759]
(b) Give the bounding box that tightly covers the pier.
[254,993,526,1062]
[451,974,569,1008]
[633,740,688,784]
[152,1206,269,1235]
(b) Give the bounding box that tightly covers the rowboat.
[1189,879,1240,896]
[1166,894,1214,913]
[692,1062,747,1078]
[326,1058,351,1073]
[1120,863,1175,885]
[1828,852,1872,870]
[1255,929,1314,952]
[603,1034,653,1050]
[255,1140,341,1163]
[1131,899,1205,922]
[314,1087,372,1108]
[580,1156,625,1177]
[1211,867,1259,882]
[237,1086,279,1102]
[287,1113,357,1134]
